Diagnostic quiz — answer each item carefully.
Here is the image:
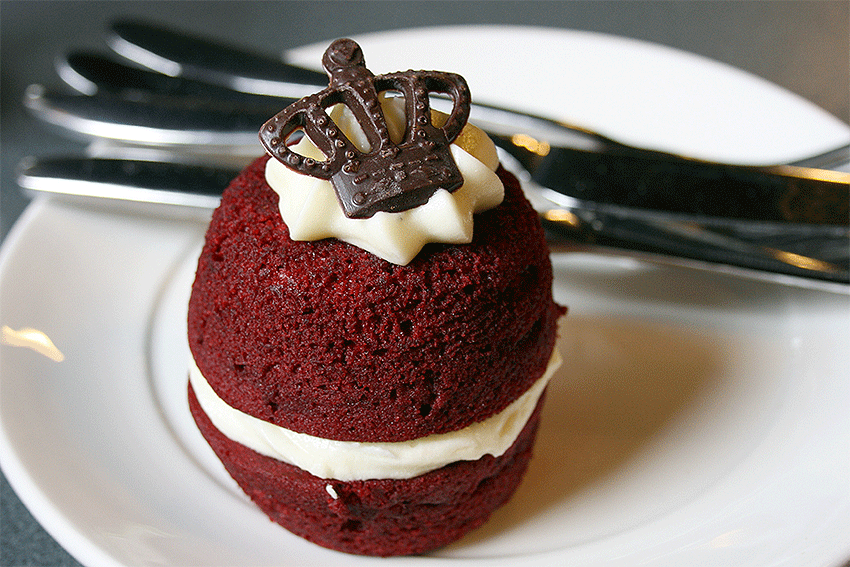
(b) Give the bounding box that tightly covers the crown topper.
[259,39,472,219]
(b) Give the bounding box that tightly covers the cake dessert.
[187,38,565,556]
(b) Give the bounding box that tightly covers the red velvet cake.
[187,38,564,556]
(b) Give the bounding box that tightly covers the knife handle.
[532,145,850,226]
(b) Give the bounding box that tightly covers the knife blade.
[16,156,849,287]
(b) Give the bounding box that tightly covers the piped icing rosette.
[265,97,504,264]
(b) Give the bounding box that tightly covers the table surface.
[1,2,848,566]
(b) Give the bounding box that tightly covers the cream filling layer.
[190,350,561,481]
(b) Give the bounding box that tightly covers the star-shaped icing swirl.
[265,98,503,265]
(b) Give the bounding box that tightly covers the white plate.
[287,26,850,166]
[2,27,849,567]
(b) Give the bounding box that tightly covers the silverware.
[31,19,849,226]
[17,155,850,288]
[17,19,850,289]
[24,84,850,226]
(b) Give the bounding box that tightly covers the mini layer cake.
[187,38,564,556]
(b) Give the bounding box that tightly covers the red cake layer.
[188,155,563,443]
[189,382,542,556]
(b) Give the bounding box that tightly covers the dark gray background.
[1,2,848,566]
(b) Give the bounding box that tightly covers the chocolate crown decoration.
[260,39,472,219]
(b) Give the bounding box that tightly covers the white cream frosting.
[190,349,561,481]
[264,97,504,265]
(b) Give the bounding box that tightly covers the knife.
[25,84,850,226]
[16,156,850,287]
